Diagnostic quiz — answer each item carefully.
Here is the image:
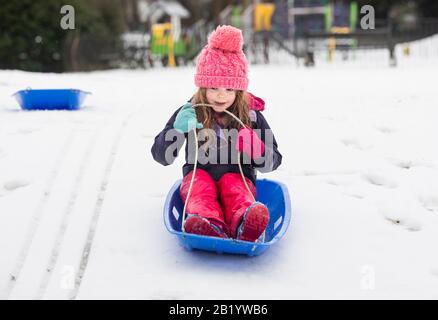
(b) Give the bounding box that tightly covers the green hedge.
[0,0,124,72]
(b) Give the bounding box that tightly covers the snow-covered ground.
[1,42,438,299]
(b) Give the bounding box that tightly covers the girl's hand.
[235,128,265,160]
[173,103,204,133]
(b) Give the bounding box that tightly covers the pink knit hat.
[194,25,249,91]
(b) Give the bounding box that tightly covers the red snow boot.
[236,202,269,242]
[217,173,270,242]
[180,169,230,238]
[184,214,228,238]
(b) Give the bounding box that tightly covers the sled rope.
[181,103,256,232]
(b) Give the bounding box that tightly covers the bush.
[0,0,125,72]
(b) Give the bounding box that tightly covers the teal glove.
[173,103,204,133]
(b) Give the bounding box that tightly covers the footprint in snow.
[389,158,434,170]
[10,127,41,135]
[418,195,438,213]
[341,138,366,150]
[325,175,355,187]
[3,179,30,191]
[383,216,422,232]
[376,126,396,134]
[394,160,414,170]
[362,172,398,189]
[342,192,364,200]
[377,196,423,232]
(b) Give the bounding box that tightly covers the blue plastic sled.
[164,179,291,256]
[13,89,91,111]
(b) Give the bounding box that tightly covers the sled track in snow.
[35,128,101,299]
[70,112,137,299]
[2,130,76,299]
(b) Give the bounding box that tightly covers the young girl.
[151,25,282,242]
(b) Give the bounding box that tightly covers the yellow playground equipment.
[254,3,276,32]
[151,23,186,67]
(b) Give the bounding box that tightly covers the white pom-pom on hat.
[207,25,243,52]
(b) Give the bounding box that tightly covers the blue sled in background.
[164,179,292,256]
[13,88,91,111]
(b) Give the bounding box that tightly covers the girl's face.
[206,88,236,113]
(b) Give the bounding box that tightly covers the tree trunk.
[68,30,81,71]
